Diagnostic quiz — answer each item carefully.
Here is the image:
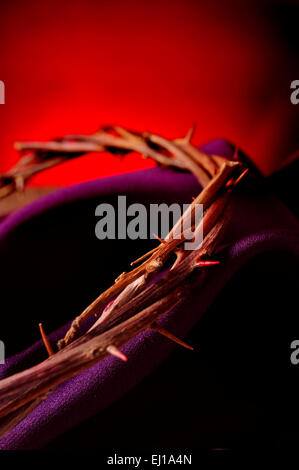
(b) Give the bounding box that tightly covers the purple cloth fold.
[0,140,298,450]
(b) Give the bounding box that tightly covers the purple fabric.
[0,139,298,450]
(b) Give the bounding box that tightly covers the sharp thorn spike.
[106,345,128,362]
[195,260,220,267]
[39,323,54,357]
[185,124,196,143]
[225,168,249,190]
[130,246,158,266]
[152,325,194,351]
[233,168,249,186]
[153,233,165,243]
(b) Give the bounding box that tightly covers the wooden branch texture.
[0,125,248,439]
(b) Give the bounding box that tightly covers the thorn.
[152,324,194,351]
[130,246,158,266]
[39,323,54,357]
[175,125,197,145]
[195,259,220,267]
[106,345,128,362]
[153,233,165,244]
[184,124,196,143]
[225,167,249,190]
[233,168,249,186]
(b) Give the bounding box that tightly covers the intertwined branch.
[0,126,223,198]
[0,126,248,439]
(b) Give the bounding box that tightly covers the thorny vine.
[0,125,248,439]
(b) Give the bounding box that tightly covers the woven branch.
[0,125,248,439]
[0,126,226,199]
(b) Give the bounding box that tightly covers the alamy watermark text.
[95,196,203,250]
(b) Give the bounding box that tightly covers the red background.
[0,0,298,185]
